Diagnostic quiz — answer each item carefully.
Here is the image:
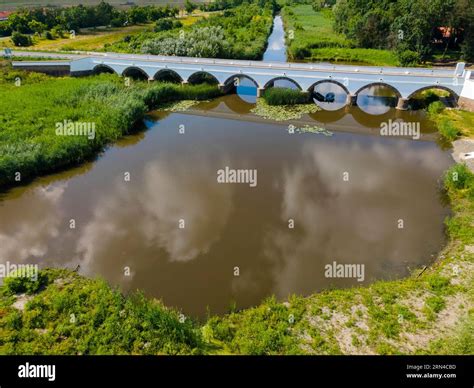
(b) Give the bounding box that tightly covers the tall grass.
[261,87,309,105]
[0,69,221,188]
[1,269,203,355]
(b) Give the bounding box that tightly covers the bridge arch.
[407,85,459,100]
[307,80,350,95]
[93,64,117,75]
[153,69,183,83]
[308,80,350,110]
[224,74,259,88]
[263,77,302,90]
[354,82,402,114]
[188,71,219,85]
[122,66,149,80]
[354,82,402,99]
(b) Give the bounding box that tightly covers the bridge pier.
[396,98,409,110]
[14,55,468,112]
[218,83,235,94]
[345,94,357,106]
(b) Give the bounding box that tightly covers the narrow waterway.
[263,15,287,62]
[236,15,290,102]
[0,98,452,318]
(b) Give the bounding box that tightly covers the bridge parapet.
[12,50,471,110]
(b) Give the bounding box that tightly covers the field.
[1,0,206,11]
[0,24,151,51]
[282,5,399,66]
[0,14,206,52]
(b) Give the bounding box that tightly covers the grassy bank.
[281,5,398,66]
[0,66,222,188]
[428,103,474,140]
[0,269,204,355]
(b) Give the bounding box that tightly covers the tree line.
[141,0,277,60]
[333,0,474,62]
[0,1,180,46]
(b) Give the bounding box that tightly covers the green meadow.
[282,5,399,66]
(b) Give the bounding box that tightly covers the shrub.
[11,32,33,47]
[397,49,420,67]
[207,316,235,342]
[142,26,230,58]
[438,118,459,141]
[111,17,125,28]
[154,18,174,32]
[0,21,13,37]
[291,45,311,60]
[422,90,441,105]
[4,269,48,295]
[262,87,310,105]
[444,164,474,193]
[0,269,204,355]
[427,101,445,115]
[51,27,65,38]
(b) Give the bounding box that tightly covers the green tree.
[185,0,197,15]
[28,20,47,36]
[128,6,148,24]
[11,31,33,46]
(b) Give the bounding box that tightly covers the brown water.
[0,96,453,318]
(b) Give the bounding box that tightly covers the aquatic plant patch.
[287,124,333,136]
[251,99,320,121]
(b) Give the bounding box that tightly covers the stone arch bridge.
[13,52,474,110]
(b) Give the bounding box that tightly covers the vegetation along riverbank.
[0,63,472,354]
[281,0,473,66]
[0,160,472,354]
[0,65,222,188]
[0,0,278,60]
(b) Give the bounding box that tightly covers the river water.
[0,97,452,318]
[263,15,287,62]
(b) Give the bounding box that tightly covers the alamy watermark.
[55,120,96,140]
[0,261,39,282]
[380,119,420,140]
[217,166,257,187]
[324,261,365,282]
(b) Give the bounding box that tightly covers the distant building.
[438,27,453,39]
[0,11,13,21]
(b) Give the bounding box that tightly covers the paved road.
[8,50,89,60]
[7,49,461,78]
